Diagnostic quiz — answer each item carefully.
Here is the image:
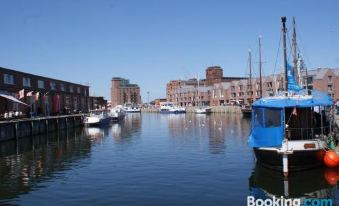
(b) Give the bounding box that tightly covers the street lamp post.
[147,91,150,105]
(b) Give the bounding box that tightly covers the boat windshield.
[254,108,281,128]
[249,107,284,147]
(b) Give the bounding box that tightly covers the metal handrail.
[285,126,331,140]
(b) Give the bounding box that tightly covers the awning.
[0,92,29,106]
[252,90,333,108]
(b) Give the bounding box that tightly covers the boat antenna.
[258,36,263,98]
[249,49,252,102]
[281,16,288,92]
[292,17,298,84]
[197,73,199,107]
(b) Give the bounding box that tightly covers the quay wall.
[141,106,241,113]
[0,115,84,142]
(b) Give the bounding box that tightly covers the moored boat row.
[159,102,186,113]
[84,105,128,126]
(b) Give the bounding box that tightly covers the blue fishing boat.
[248,17,334,176]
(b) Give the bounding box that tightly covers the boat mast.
[281,16,288,91]
[197,74,200,107]
[248,49,252,102]
[258,36,263,98]
[292,17,298,84]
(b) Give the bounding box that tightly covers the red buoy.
[324,150,339,168]
[324,169,339,185]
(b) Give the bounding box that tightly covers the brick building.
[111,77,141,107]
[166,67,339,106]
[166,66,246,106]
[302,68,339,101]
[0,67,90,115]
[89,96,107,110]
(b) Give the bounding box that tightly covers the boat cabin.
[248,91,333,148]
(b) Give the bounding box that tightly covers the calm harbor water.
[0,113,338,205]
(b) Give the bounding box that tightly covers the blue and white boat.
[84,110,111,126]
[159,102,186,114]
[124,103,141,113]
[110,105,126,122]
[248,17,334,176]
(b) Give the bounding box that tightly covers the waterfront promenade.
[0,114,84,142]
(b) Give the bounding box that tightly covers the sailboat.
[241,49,254,117]
[242,36,264,117]
[195,75,211,114]
[248,17,333,176]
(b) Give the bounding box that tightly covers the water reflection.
[111,113,142,143]
[0,128,92,202]
[84,127,110,145]
[167,113,251,154]
[1,113,336,205]
[249,164,337,203]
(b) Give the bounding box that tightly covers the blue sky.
[0,0,338,101]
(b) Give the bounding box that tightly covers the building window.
[328,85,333,92]
[267,82,273,88]
[84,89,87,96]
[307,77,313,84]
[4,74,14,85]
[23,77,31,87]
[38,80,45,89]
[77,87,81,94]
[69,85,74,93]
[123,92,127,103]
[74,97,78,109]
[60,84,65,92]
[328,76,332,82]
[50,81,56,90]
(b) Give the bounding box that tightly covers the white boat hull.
[195,107,212,114]
[254,139,326,171]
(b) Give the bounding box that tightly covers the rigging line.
[272,31,282,82]
[296,28,312,68]
[286,30,294,62]
[251,44,259,77]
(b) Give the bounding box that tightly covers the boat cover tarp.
[248,126,283,148]
[0,92,29,106]
[248,108,284,148]
[252,90,333,108]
